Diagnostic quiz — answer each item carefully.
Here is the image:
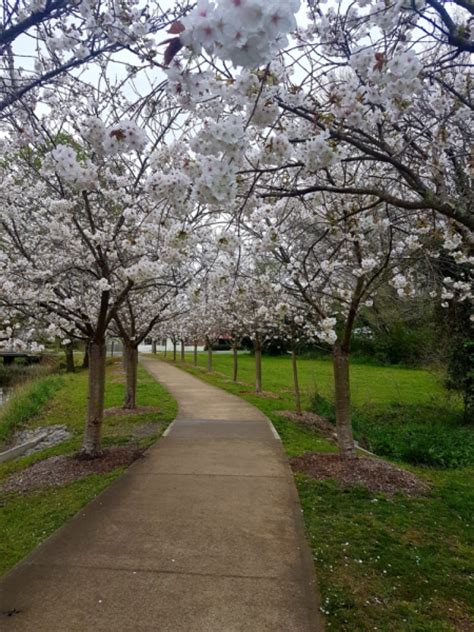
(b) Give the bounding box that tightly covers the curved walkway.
[1,358,322,631]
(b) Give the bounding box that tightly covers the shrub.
[446,337,474,423]
[311,395,473,469]
[350,322,435,366]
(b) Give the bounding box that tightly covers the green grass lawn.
[182,351,456,409]
[160,351,474,631]
[0,360,177,575]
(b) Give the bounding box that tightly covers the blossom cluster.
[81,118,148,156]
[49,145,98,190]
[180,0,300,67]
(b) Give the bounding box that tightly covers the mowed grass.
[0,360,177,575]
[178,352,471,468]
[161,351,474,631]
[182,351,456,409]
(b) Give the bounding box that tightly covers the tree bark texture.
[151,339,157,354]
[81,341,106,457]
[332,344,356,459]
[172,341,177,362]
[254,334,262,393]
[292,348,302,414]
[180,340,185,362]
[232,345,238,383]
[65,343,75,373]
[193,342,198,366]
[82,346,89,369]
[206,337,213,372]
[123,343,138,409]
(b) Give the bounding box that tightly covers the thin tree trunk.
[232,345,238,383]
[65,343,75,373]
[206,337,213,372]
[332,343,355,459]
[180,339,185,362]
[193,342,198,366]
[82,346,89,369]
[81,340,106,457]
[151,339,157,354]
[164,340,167,358]
[123,343,138,409]
[292,348,302,414]
[254,334,262,393]
[173,341,177,362]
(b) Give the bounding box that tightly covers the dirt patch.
[449,615,474,632]
[105,422,159,439]
[240,390,281,399]
[104,406,161,417]
[109,366,125,383]
[1,446,144,494]
[290,453,430,497]
[276,410,337,440]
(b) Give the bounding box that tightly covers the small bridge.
[0,351,41,365]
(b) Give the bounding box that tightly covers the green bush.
[354,409,474,468]
[311,395,473,468]
[350,322,435,366]
[446,337,474,423]
[0,375,64,444]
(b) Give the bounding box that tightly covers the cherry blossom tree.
[2,0,471,463]
[0,0,192,115]
[244,189,473,458]
[163,0,472,237]
[112,287,189,409]
[269,303,317,415]
[0,82,199,455]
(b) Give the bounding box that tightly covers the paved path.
[1,358,322,631]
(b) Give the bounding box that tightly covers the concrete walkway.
[1,358,322,631]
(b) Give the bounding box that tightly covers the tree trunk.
[81,340,106,457]
[193,342,198,367]
[65,343,75,373]
[164,340,167,358]
[151,339,157,354]
[332,344,355,459]
[123,343,138,409]
[173,341,177,362]
[82,346,89,369]
[180,340,185,362]
[232,345,238,383]
[254,334,262,393]
[292,348,302,415]
[206,337,213,372]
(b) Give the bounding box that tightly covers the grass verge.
[159,352,474,631]
[0,374,64,445]
[0,360,177,575]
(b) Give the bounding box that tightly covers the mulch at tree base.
[239,390,280,399]
[276,410,337,440]
[103,406,161,417]
[290,453,430,497]
[1,446,144,495]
